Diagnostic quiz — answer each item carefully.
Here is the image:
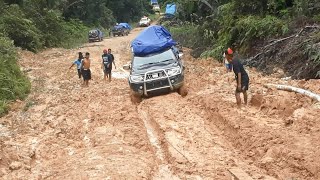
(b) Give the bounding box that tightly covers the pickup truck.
[123,25,187,102]
[88,29,103,42]
[123,47,185,101]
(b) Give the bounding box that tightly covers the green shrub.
[28,9,67,48]
[202,15,289,60]
[0,36,31,116]
[60,19,91,48]
[0,5,42,52]
[235,15,289,47]
[167,24,199,48]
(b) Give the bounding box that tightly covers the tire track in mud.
[138,92,281,179]
[184,58,320,180]
[0,28,157,179]
[137,104,179,180]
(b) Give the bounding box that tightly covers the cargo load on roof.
[119,23,132,30]
[131,25,177,56]
[150,0,158,5]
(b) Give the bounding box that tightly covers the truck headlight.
[130,75,144,82]
[166,67,181,76]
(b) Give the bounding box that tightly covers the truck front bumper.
[129,69,184,96]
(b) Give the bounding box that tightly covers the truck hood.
[131,62,180,75]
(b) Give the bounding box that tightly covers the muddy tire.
[130,91,142,104]
[177,85,188,97]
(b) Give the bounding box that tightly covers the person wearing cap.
[101,49,116,82]
[225,48,250,107]
[102,49,111,81]
[223,48,233,73]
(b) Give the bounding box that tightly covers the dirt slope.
[0,27,320,180]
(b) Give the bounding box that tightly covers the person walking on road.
[225,48,250,107]
[82,52,91,87]
[69,52,84,78]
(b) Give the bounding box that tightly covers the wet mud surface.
[1,27,320,180]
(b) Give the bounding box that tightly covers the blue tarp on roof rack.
[165,3,176,15]
[119,23,132,30]
[131,25,177,56]
[150,0,158,4]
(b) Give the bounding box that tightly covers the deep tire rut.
[137,103,179,180]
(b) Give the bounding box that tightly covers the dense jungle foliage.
[159,0,320,61]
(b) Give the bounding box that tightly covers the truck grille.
[146,80,170,89]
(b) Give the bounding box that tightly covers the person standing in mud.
[101,49,111,81]
[69,52,84,79]
[82,52,91,87]
[225,48,249,107]
[105,48,116,82]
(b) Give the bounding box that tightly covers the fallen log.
[264,84,320,102]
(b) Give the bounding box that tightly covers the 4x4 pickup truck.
[88,29,103,42]
[123,25,186,101]
[110,25,128,36]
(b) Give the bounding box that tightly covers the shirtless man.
[82,52,91,87]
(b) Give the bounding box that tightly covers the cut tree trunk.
[264,84,320,102]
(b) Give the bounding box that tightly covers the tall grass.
[0,36,31,116]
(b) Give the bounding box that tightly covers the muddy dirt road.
[1,27,320,180]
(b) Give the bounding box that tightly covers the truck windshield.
[133,49,176,68]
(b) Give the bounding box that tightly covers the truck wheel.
[177,85,188,97]
[130,91,142,104]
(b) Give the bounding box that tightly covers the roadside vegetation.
[0,0,154,116]
[159,0,320,79]
[159,0,319,58]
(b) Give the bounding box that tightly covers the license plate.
[152,73,159,78]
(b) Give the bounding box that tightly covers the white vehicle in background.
[139,17,151,27]
[153,4,160,12]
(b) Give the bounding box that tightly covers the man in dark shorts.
[82,52,91,87]
[101,48,116,82]
[225,48,250,107]
[102,49,111,81]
